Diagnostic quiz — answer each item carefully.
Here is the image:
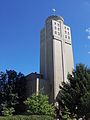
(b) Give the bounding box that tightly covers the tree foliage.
[24,93,55,116]
[0,70,26,115]
[57,64,90,119]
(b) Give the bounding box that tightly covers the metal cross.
[52,9,56,15]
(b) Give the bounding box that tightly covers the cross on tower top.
[52,9,56,15]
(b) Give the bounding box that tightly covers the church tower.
[40,15,74,102]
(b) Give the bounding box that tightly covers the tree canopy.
[56,64,90,119]
[0,70,26,115]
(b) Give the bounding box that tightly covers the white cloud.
[88,36,90,39]
[88,51,90,54]
[86,28,90,33]
[86,27,90,40]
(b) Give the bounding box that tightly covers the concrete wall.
[53,39,63,99]
[40,15,74,103]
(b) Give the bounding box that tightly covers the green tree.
[60,106,75,120]
[24,93,55,116]
[0,70,27,115]
[0,71,7,115]
[15,72,27,114]
[56,64,90,119]
[0,70,19,116]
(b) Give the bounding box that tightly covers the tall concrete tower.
[40,15,74,102]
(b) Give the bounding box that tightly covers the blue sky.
[0,0,90,75]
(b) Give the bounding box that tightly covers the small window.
[68,36,70,39]
[58,23,60,26]
[55,26,57,30]
[58,28,60,31]
[55,31,57,34]
[65,31,67,34]
[65,26,66,29]
[68,32,69,35]
[54,22,56,25]
[67,28,69,30]
[58,32,60,35]
[65,35,67,38]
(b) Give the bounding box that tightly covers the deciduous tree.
[24,93,55,116]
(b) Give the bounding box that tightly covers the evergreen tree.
[57,64,90,119]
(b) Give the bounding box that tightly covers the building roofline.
[45,15,64,22]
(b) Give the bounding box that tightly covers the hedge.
[0,115,54,120]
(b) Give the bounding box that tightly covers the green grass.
[0,115,54,120]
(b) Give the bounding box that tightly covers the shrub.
[24,93,55,116]
[0,115,54,120]
[1,107,15,116]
